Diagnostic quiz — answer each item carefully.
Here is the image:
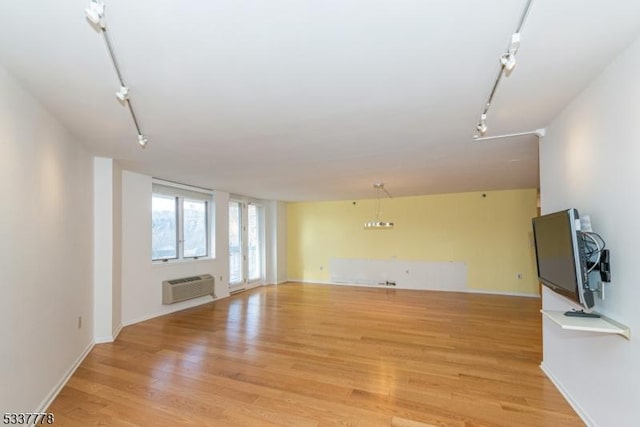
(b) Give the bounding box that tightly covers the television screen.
[532,209,592,308]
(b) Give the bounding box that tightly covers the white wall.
[0,64,94,412]
[540,34,640,427]
[94,157,123,342]
[266,200,277,284]
[265,200,288,284]
[112,160,122,334]
[94,157,114,341]
[276,201,288,284]
[121,171,230,325]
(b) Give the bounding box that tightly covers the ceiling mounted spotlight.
[138,134,149,148]
[501,53,517,73]
[476,114,488,136]
[501,32,521,74]
[115,86,130,102]
[84,0,105,28]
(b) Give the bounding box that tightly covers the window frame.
[151,181,214,263]
[181,197,209,259]
[151,193,180,261]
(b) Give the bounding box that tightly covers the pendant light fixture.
[364,183,394,229]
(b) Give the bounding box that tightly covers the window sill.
[152,257,216,267]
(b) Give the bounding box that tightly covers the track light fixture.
[115,86,130,102]
[476,114,488,136]
[500,32,521,74]
[84,1,148,148]
[84,0,105,29]
[473,0,533,139]
[138,134,149,148]
[500,52,517,73]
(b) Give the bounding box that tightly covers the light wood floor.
[49,283,584,426]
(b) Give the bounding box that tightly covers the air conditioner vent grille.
[162,274,215,304]
[167,276,202,285]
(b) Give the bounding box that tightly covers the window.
[152,182,212,261]
[183,199,207,258]
[151,194,178,260]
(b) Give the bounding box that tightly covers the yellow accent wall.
[287,188,539,295]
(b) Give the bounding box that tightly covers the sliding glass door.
[229,201,243,287]
[229,200,264,290]
[247,204,262,282]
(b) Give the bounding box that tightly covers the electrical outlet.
[516,272,523,280]
[78,316,82,329]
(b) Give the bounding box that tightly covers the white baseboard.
[112,324,123,341]
[288,279,334,285]
[540,362,595,427]
[35,340,94,413]
[287,279,540,298]
[94,323,123,344]
[464,288,540,298]
[123,295,225,327]
[123,312,161,327]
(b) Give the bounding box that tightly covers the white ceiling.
[1,1,640,201]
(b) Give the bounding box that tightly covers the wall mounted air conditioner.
[162,274,215,304]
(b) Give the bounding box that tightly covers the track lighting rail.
[475,0,534,138]
[85,0,148,148]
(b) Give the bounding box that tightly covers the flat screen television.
[532,208,594,309]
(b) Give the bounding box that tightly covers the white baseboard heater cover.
[162,274,215,304]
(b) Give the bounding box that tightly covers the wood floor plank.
[48,283,584,426]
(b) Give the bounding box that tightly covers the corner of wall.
[539,32,640,427]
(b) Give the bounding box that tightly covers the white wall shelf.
[541,310,630,340]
